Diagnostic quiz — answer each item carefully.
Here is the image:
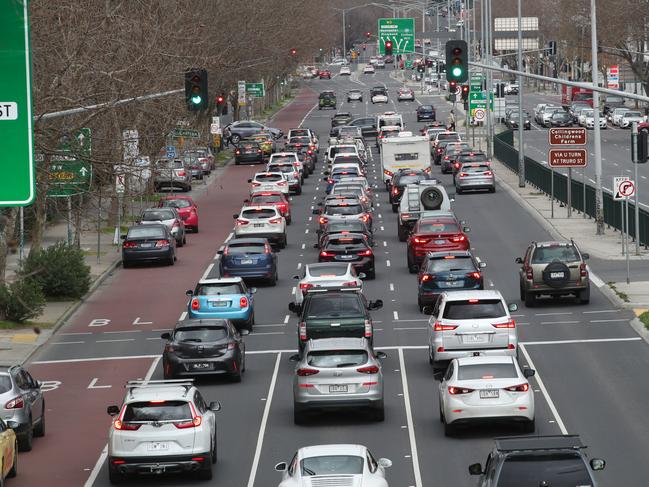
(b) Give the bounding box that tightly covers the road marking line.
[308,216,312,221]
[146,337,161,340]
[179,311,187,321]
[33,354,160,364]
[383,241,387,247]
[291,286,296,294]
[51,341,85,345]
[393,311,399,320]
[540,321,581,325]
[249,331,285,336]
[394,318,428,322]
[297,263,302,269]
[394,327,426,330]
[398,349,423,487]
[102,330,142,334]
[305,229,309,234]
[378,213,382,218]
[246,353,282,487]
[254,324,286,328]
[201,263,214,280]
[589,272,605,288]
[96,338,135,343]
[386,260,391,267]
[390,283,395,291]
[535,312,572,316]
[301,243,306,249]
[582,309,619,314]
[523,337,641,345]
[60,332,92,336]
[84,355,161,487]
[284,314,290,324]
[519,344,567,434]
[380,226,384,231]
[151,328,172,332]
[589,319,629,323]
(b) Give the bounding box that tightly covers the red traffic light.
[385,41,392,48]
[452,47,462,56]
[290,48,297,56]
[216,95,225,104]
[449,81,457,88]
[462,85,469,93]
[366,31,371,38]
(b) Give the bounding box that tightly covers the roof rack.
[125,379,194,399]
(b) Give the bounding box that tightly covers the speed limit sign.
[474,108,486,121]
[614,177,635,200]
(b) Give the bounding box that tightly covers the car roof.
[306,262,350,270]
[129,223,167,231]
[197,277,243,285]
[226,237,268,245]
[176,318,229,328]
[456,355,515,366]
[306,337,369,351]
[325,232,367,240]
[240,205,279,212]
[443,290,503,300]
[125,383,199,403]
[271,152,298,157]
[534,240,575,248]
[299,444,367,458]
[426,250,472,259]
[494,435,585,452]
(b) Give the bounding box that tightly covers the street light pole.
[342,9,346,59]
[590,0,604,235]
[517,0,525,187]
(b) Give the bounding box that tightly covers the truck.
[380,133,431,188]
[561,85,593,108]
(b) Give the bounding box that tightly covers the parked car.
[0,419,17,482]
[218,238,278,285]
[158,195,199,233]
[139,207,186,247]
[121,223,176,267]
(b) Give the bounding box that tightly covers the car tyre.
[230,134,240,144]
[194,225,199,233]
[392,203,399,213]
[34,407,45,437]
[489,187,496,193]
[230,363,242,383]
[293,405,307,425]
[197,461,213,480]
[108,466,125,484]
[372,401,385,422]
[407,252,418,273]
[438,403,444,423]
[366,268,376,280]
[279,235,287,249]
[168,254,175,266]
[245,312,255,332]
[524,290,536,307]
[18,425,32,452]
[397,224,408,242]
[522,418,536,433]
[268,271,278,287]
[122,260,130,269]
[577,286,590,304]
[443,419,456,437]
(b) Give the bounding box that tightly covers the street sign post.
[607,65,619,90]
[548,149,588,168]
[47,128,93,197]
[245,83,265,98]
[378,18,415,55]
[548,127,587,146]
[0,0,35,206]
[237,80,247,107]
[613,176,635,282]
[165,146,176,159]
[170,128,200,138]
[614,177,635,200]
[548,127,588,218]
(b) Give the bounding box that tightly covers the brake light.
[177,170,186,177]
[300,283,314,290]
[484,170,493,176]
[364,320,372,338]
[320,250,335,257]
[468,299,479,303]
[278,181,288,186]
[235,149,241,155]
[297,368,319,376]
[454,163,460,169]
[413,237,429,244]
[383,169,393,177]
[277,203,287,211]
[4,397,23,409]
[319,216,328,225]
[293,172,299,178]
[392,186,399,195]
[448,386,474,395]
[342,281,358,286]
[265,244,272,254]
[492,319,516,329]
[269,218,282,224]
[174,402,202,429]
[580,262,588,277]
[299,322,307,341]
[113,420,141,431]
[122,241,137,248]
[358,249,373,256]
[525,266,533,280]
[466,272,481,280]
[458,172,468,178]
[504,383,530,392]
[421,274,434,282]
[190,297,200,311]
[444,156,449,160]
[357,365,379,374]
[307,150,313,155]
[434,322,458,331]
[251,182,261,187]
[240,296,249,308]
[155,240,170,247]
[359,214,370,222]
[236,219,249,225]
[424,167,432,173]
[401,213,411,219]
[449,235,466,243]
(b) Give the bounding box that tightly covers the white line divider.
[518,344,568,435]
[398,348,423,487]
[246,352,282,487]
[84,356,161,487]
[201,262,215,280]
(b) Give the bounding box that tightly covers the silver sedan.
[293,263,363,305]
[275,444,392,487]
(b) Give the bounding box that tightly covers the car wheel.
[34,406,45,437]
[372,401,385,422]
[577,286,590,304]
[524,290,536,307]
[366,268,376,280]
[230,364,242,383]
[443,419,456,437]
[194,225,199,233]
[246,312,255,332]
[522,418,536,433]
[392,203,398,213]
[108,465,125,484]
[456,187,463,195]
[168,254,175,266]
[407,252,418,273]
[268,271,278,286]
[286,217,292,225]
[293,404,307,425]
[7,441,17,478]
[197,461,213,480]
[122,260,130,269]
[397,224,408,242]
[211,433,217,464]
[176,237,184,248]
[280,235,287,249]
[18,425,32,452]
[489,186,496,193]
[418,298,423,312]
[519,283,525,302]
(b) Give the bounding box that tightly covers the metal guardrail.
[494,130,649,248]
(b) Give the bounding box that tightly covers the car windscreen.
[0,376,12,394]
[127,226,166,239]
[289,137,311,145]
[269,164,294,173]
[308,264,348,277]
[300,455,364,476]
[271,156,296,164]
[160,199,191,209]
[443,299,506,319]
[626,111,642,117]
[290,129,309,137]
[306,294,365,318]
[142,209,174,221]
[326,222,366,234]
[382,130,400,138]
[427,256,475,272]
[156,160,184,169]
[437,133,460,142]
[241,208,276,219]
[174,326,228,343]
[332,170,360,179]
[256,174,282,181]
[396,174,426,186]
[122,400,192,422]
[419,105,434,111]
[251,194,283,203]
[417,221,458,233]
[496,453,591,487]
[531,245,580,263]
[331,147,356,157]
[458,363,518,380]
[307,350,368,368]
[196,283,243,295]
[458,153,488,163]
[326,236,367,249]
[326,205,362,215]
[227,242,266,254]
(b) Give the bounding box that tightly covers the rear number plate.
[479,389,499,399]
[190,363,211,370]
[210,301,228,307]
[434,239,445,245]
[147,442,169,451]
[241,259,254,265]
[253,223,265,228]
[462,334,488,344]
[139,243,153,248]
[329,384,348,393]
[339,255,354,260]
[442,281,464,288]
[550,272,565,278]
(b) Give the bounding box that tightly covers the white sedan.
[275,444,392,487]
[340,66,351,75]
[363,65,375,74]
[619,111,646,128]
[293,263,364,304]
[371,93,388,104]
[438,355,536,436]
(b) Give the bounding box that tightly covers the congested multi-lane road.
[18,64,649,487]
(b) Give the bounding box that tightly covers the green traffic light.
[191,95,202,105]
[451,66,463,78]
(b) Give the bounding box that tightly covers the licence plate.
[190,363,211,370]
[241,259,254,265]
[139,243,153,248]
[210,301,228,307]
[338,255,355,260]
[479,389,499,399]
[442,281,464,288]
[253,223,265,228]
[462,334,488,344]
[434,239,446,245]
[550,272,565,278]
[329,384,348,393]
[147,442,169,451]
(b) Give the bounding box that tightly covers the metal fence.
[494,130,649,248]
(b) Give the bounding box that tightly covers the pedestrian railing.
[494,130,649,248]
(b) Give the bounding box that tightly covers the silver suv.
[106,379,221,483]
[0,365,45,451]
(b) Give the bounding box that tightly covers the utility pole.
[517,0,525,187]
[485,0,493,159]
[591,0,604,235]
[342,9,346,59]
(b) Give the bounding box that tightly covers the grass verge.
[608,282,630,303]
[639,311,649,330]
[0,320,54,330]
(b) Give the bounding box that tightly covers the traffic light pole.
[632,122,640,255]
[590,0,604,235]
[517,0,525,187]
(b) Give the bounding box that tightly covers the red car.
[246,191,292,224]
[406,217,470,272]
[319,70,332,79]
[158,195,199,232]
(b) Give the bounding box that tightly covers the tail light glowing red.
[357,365,379,374]
[191,298,200,310]
[177,170,186,177]
[300,283,314,290]
[174,402,202,429]
[413,237,429,244]
[458,172,467,178]
[505,383,529,392]
[239,296,249,308]
[358,249,373,256]
[434,322,458,331]
[235,149,241,155]
[448,386,474,395]
[466,272,481,280]
[580,262,588,277]
[392,186,399,195]
[525,266,533,280]
[359,215,370,222]
[269,218,282,224]
[319,217,328,225]
[421,274,434,282]
[484,170,493,176]
[449,235,466,243]
[299,322,307,340]
[155,240,170,247]
[122,241,137,248]
[297,368,319,376]
[320,250,335,257]
[492,319,516,329]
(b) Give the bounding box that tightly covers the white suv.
[424,290,519,368]
[234,205,287,248]
[106,380,221,483]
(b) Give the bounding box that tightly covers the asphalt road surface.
[19,66,649,487]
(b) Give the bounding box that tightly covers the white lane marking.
[297,262,302,269]
[308,216,312,221]
[377,202,381,207]
[589,272,605,288]
[305,229,309,234]
[393,311,399,320]
[96,338,135,343]
[84,355,161,487]
[394,327,426,331]
[390,283,395,291]
[589,319,629,323]
[246,352,282,487]
[535,312,573,316]
[102,330,142,334]
[249,331,285,336]
[146,337,161,341]
[298,103,319,127]
[380,226,385,231]
[291,286,296,295]
[34,354,160,364]
[397,349,423,487]
[386,259,391,267]
[284,314,290,324]
[582,309,619,314]
[383,241,387,247]
[254,323,286,328]
[519,344,567,434]
[201,263,215,280]
[540,321,581,325]
[394,318,428,322]
[522,337,642,345]
[378,213,383,219]
[179,311,187,321]
[226,232,233,242]
[51,341,85,345]
[301,243,306,250]
[60,332,93,336]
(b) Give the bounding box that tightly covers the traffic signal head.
[185,68,208,111]
[366,31,371,38]
[445,40,468,83]
[461,85,469,101]
[449,80,457,92]
[385,40,393,56]
[417,64,425,73]
[216,94,226,115]
[290,48,297,56]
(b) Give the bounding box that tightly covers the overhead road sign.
[378,18,415,55]
[0,0,35,206]
[548,149,588,168]
[549,128,587,146]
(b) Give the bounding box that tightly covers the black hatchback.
[417,105,436,122]
[121,223,176,267]
[161,318,247,382]
[235,140,264,164]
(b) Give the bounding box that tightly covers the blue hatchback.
[218,238,278,286]
[186,277,256,330]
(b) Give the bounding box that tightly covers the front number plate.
[329,384,348,393]
[479,389,499,399]
[147,442,169,451]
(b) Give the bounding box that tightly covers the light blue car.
[186,277,256,331]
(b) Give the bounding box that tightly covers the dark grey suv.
[0,365,45,451]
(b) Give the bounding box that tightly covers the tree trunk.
[0,208,18,282]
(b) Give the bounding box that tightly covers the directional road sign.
[170,128,200,138]
[548,149,588,168]
[378,18,415,55]
[0,0,35,206]
[245,83,265,98]
[47,128,93,197]
[549,127,587,146]
[165,146,176,159]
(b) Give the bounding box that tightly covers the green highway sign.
[171,128,200,138]
[245,82,265,98]
[469,92,494,116]
[378,18,415,55]
[0,0,35,206]
[470,74,483,92]
[405,59,414,69]
[58,128,92,157]
[47,128,93,196]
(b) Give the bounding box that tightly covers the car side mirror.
[293,275,300,280]
[288,302,300,314]
[422,305,434,315]
[375,351,387,359]
[508,303,519,312]
[370,299,383,310]
[186,289,193,296]
[523,368,536,378]
[275,462,288,472]
[590,458,606,471]
[250,287,257,294]
[233,214,239,219]
[120,234,127,240]
[160,332,171,340]
[515,257,523,264]
[217,249,224,255]
[358,272,366,279]
[468,463,483,476]
[582,253,589,260]
[244,199,250,203]
[378,458,392,469]
[288,353,301,362]
[107,405,120,416]
[479,262,487,268]
[323,177,329,182]
[323,171,330,176]
[463,227,470,233]
[209,401,222,412]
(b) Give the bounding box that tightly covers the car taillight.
[424,167,432,173]
[297,368,319,376]
[4,396,24,409]
[251,182,261,187]
[257,149,262,153]
[265,244,272,254]
[342,281,358,286]
[293,171,299,178]
[278,181,288,186]
[437,148,443,153]
[235,149,241,155]
[413,237,429,244]
[580,262,588,277]
[269,218,282,224]
[364,320,372,338]
[525,266,533,280]
[307,150,313,155]
[443,156,449,160]
[122,241,137,248]
[359,214,370,223]
[492,319,516,329]
[300,283,314,291]
[458,172,468,178]
[454,163,460,170]
[191,298,200,310]
[227,342,236,350]
[448,386,474,395]
[433,322,458,331]
[383,169,393,177]
[155,240,170,247]
[327,179,334,184]
[358,249,373,256]
[504,383,529,392]
[421,274,434,282]
[401,213,411,219]
[236,219,249,225]
[299,322,307,341]
[172,220,179,228]
[357,365,379,374]
[164,343,175,353]
[484,170,493,176]
[392,186,399,195]
[466,272,481,280]
[177,170,186,177]
[113,420,141,431]
[320,250,335,257]
[175,402,202,429]
[449,235,466,243]
[319,216,328,224]
[240,296,249,308]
